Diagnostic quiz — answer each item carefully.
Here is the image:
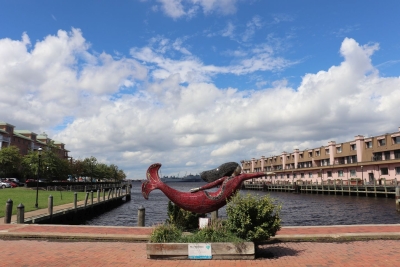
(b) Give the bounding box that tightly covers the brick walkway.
[1,239,400,266]
[1,224,400,266]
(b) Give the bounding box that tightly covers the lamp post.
[91,159,94,188]
[35,147,42,208]
[114,168,117,188]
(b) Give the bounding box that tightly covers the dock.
[2,186,131,225]
[243,179,398,198]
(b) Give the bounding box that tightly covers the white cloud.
[157,0,186,19]
[3,30,400,179]
[242,15,263,42]
[154,0,238,19]
[221,22,235,38]
[130,37,295,83]
[0,29,146,130]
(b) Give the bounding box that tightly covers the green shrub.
[150,223,182,243]
[166,201,204,231]
[150,219,245,243]
[226,193,281,242]
[183,219,244,243]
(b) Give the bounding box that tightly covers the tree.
[82,156,97,183]
[96,163,110,181]
[41,144,70,181]
[0,146,22,178]
[70,159,85,181]
[117,169,126,181]
[21,149,39,180]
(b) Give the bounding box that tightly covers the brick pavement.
[1,239,400,266]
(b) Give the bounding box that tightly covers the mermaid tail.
[142,163,162,199]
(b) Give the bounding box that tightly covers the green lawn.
[0,187,87,218]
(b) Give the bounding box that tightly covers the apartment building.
[0,121,69,159]
[241,127,400,184]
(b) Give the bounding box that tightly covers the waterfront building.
[0,121,69,159]
[241,127,400,185]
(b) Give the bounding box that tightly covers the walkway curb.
[2,224,400,243]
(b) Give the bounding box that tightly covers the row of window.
[261,137,400,163]
[276,167,400,179]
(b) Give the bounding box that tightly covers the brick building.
[0,121,69,159]
[242,127,400,184]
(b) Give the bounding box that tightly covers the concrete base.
[146,242,255,260]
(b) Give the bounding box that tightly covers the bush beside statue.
[150,192,281,243]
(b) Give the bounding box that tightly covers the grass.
[0,187,87,218]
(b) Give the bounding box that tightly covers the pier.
[243,179,399,198]
[2,186,131,225]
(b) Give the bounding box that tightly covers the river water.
[85,181,400,227]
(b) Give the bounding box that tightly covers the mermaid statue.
[142,162,269,214]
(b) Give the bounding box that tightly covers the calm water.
[85,181,400,227]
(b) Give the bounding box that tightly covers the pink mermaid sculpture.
[142,163,269,214]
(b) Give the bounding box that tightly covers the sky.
[1,0,400,179]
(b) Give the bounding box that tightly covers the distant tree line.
[0,145,126,182]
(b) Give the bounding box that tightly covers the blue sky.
[1,0,400,179]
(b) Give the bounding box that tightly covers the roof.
[36,140,47,145]
[0,122,15,127]
[14,130,37,135]
[13,132,33,141]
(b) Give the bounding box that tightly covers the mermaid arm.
[190,177,226,193]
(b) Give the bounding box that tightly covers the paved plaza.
[1,238,400,266]
[1,223,400,266]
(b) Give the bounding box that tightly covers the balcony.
[0,136,10,142]
[372,156,383,161]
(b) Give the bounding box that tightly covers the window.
[396,167,400,175]
[315,151,320,156]
[338,170,344,177]
[280,174,283,178]
[378,139,386,146]
[350,144,356,151]
[327,171,332,177]
[325,148,329,154]
[336,147,342,153]
[286,174,290,178]
[395,150,400,159]
[301,173,304,178]
[350,170,356,177]
[365,142,372,148]
[308,152,312,157]
[308,172,313,178]
[373,153,383,161]
[293,173,297,178]
[347,155,357,164]
[393,136,400,144]
[300,154,303,159]
[338,157,345,164]
[381,168,388,175]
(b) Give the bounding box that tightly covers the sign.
[188,243,212,259]
[199,217,210,229]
